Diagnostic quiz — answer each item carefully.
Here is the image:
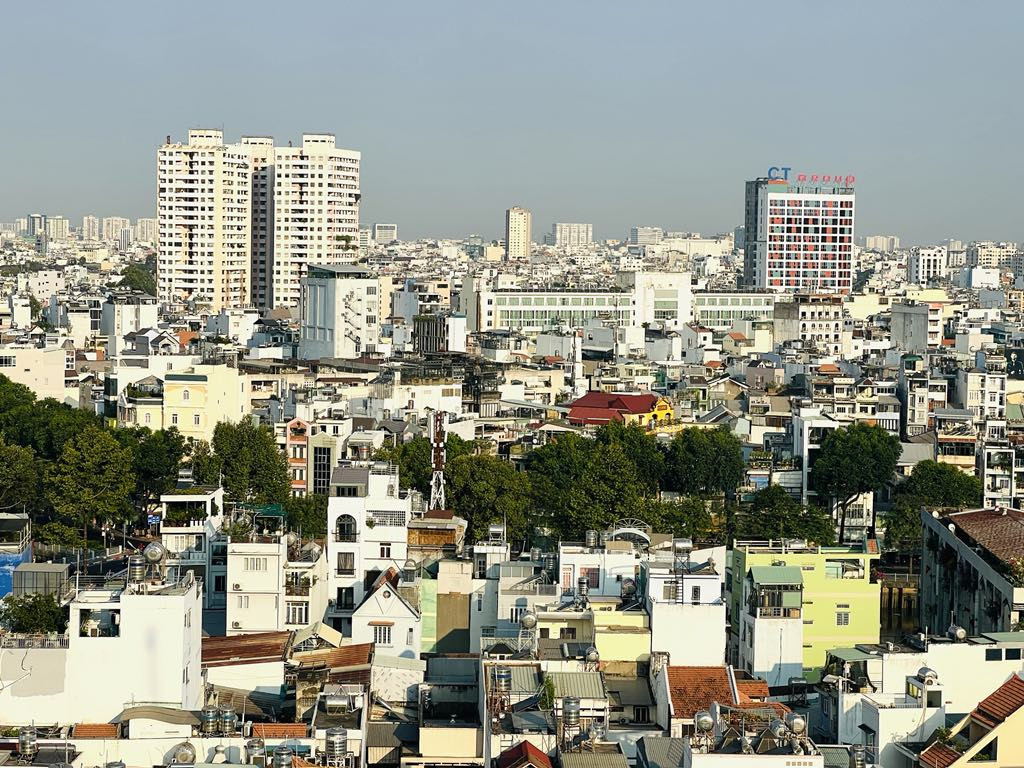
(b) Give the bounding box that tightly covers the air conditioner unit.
[232,621,241,629]
[233,583,242,591]
[619,717,629,725]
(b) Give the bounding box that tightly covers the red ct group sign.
[768,167,855,185]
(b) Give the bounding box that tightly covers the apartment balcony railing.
[285,582,311,596]
[334,532,358,543]
[0,633,69,649]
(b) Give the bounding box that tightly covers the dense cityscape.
[2,4,1023,768]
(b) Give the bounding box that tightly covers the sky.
[2,1,1022,245]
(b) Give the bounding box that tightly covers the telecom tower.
[428,410,447,512]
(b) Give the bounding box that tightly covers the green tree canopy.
[739,485,836,545]
[0,593,66,634]
[563,442,644,538]
[594,422,664,495]
[665,427,744,497]
[284,494,328,537]
[195,420,290,504]
[47,425,136,534]
[375,434,474,496]
[525,433,597,534]
[884,461,982,551]
[447,455,531,543]
[640,497,716,542]
[0,437,39,512]
[118,263,156,296]
[811,423,901,540]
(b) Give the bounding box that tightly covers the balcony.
[336,567,356,577]
[334,532,358,543]
[285,580,311,597]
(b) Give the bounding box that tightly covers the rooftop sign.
[768,167,855,185]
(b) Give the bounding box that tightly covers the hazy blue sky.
[2,1,1022,244]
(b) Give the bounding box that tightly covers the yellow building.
[730,538,880,680]
[535,596,652,663]
[163,364,250,441]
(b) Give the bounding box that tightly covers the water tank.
[694,711,714,732]
[488,523,505,540]
[530,547,542,562]
[785,712,807,735]
[246,739,266,766]
[577,576,590,598]
[172,742,197,765]
[598,531,608,547]
[673,574,685,604]
[562,696,581,726]
[542,553,557,574]
[674,537,693,554]
[584,646,600,664]
[918,666,939,683]
[621,577,637,598]
[849,744,866,768]
[127,554,147,582]
[325,728,348,761]
[493,665,512,692]
[18,727,37,758]
[200,705,219,735]
[219,707,237,735]
[947,624,967,642]
[769,718,788,739]
[585,530,599,549]
[272,746,293,768]
[143,540,166,563]
[520,612,538,630]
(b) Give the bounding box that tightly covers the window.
[337,552,355,575]
[144,413,151,425]
[559,627,577,640]
[286,602,309,625]
[407,627,414,646]
[373,625,392,645]
[633,705,650,723]
[214,575,225,593]
[379,542,392,559]
[510,606,526,623]
[372,510,406,527]
[986,648,1003,661]
[836,611,851,626]
[1006,648,1022,661]
[691,586,701,605]
[476,594,483,612]
[236,595,249,609]
[0,356,15,368]
[193,414,200,426]
[580,567,600,589]
[243,557,267,572]
[171,413,179,426]
[183,389,190,401]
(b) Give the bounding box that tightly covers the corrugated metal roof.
[748,565,803,585]
[828,647,874,663]
[114,705,199,725]
[547,671,607,700]
[427,657,478,684]
[510,664,542,693]
[366,722,419,748]
[559,750,629,768]
[637,736,686,768]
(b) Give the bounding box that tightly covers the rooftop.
[943,507,1024,565]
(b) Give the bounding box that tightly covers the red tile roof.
[973,673,1024,726]
[735,678,770,701]
[571,392,658,414]
[73,723,118,739]
[666,666,734,719]
[947,508,1024,564]
[566,406,624,425]
[252,723,310,739]
[919,742,961,768]
[497,741,553,768]
[295,643,374,670]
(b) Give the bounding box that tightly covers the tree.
[739,485,836,545]
[34,521,85,548]
[206,420,290,504]
[284,494,328,537]
[640,497,715,541]
[446,455,531,543]
[0,593,66,634]
[375,435,474,495]
[595,422,664,494]
[0,438,39,512]
[811,423,901,541]
[665,427,744,497]
[47,426,136,538]
[884,461,982,551]
[133,428,187,510]
[119,263,156,296]
[563,442,643,538]
[525,433,596,533]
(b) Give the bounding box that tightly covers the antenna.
[428,410,447,512]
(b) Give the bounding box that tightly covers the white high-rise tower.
[504,206,532,262]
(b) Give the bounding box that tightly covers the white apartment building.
[135,216,158,244]
[102,216,131,241]
[773,294,847,356]
[373,223,398,244]
[326,462,412,635]
[746,178,855,293]
[692,291,776,331]
[298,264,382,359]
[955,364,1007,423]
[44,215,70,242]
[100,292,159,356]
[157,130,252,311]
[737,565,805,686]
[967,241,1019,270]
[907,245,947,285]
[269,134,361,309]
[505,206,532,262]
[862,234,900,251]
[226,532,328,635]
[0,343,74,402]
[81,214,100,240]
[243,135,275,307]
[0,564,203,725]
[549,222,593,249]
[629,226,663,245]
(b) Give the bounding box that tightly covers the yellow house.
[567,392,674,429]
[163,364,251,442]
[919,674,1024,768]
[536,597,651,664]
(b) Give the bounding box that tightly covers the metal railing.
[0,633,70,649]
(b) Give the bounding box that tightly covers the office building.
[629,226,663,246]
[549,222,593,249]
[745,177,855,293]
[692,291,776,331]
[373,223,397,244]
[81,215,100,240]
[118,226,134,253]
[504,206,532,262]
[157,130,252,311]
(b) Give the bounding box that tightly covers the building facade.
[505,206,532,262]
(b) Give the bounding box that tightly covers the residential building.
[729,539,881,681]
[100,292,159,356]
[505,206,532,262]
[102,216,131,241]
[967,241,1019,270]
[862,234,900,252]
[954,361,1007,423]
[745,177,855,293]
[135,216,158,244]
[157,129,253,311]
[549,222,593,249]
[81,214,100,240]
[773,294,846,356]
[373,223,398,244]
[44,215,70,242]
[908,246,947,285]
[630,226,663,246]
[891,301,943,352]
[0,342,74,402]
[692,292,776,331]
[162,363,251,441]
[298,264,382,359]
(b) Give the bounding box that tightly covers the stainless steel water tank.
[200,705,219,735]
[577,576,589,597]
[493,665,512,692]
[694,711,714,732]
[272,746,293,768]
[18,727,37,758]
[562,696,581,726]
[128,554,147,582]
[325,728,348,762]
[585,530,598,549]
[219,706,237,735]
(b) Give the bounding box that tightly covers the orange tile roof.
[666,666,733,719]
[73,723,118,739]
[919,742,961,768]
[252,723,310,739]
[295,642,374,669]
[973,673,1024,726]
[735,678,770,701]
[497,741,553,768]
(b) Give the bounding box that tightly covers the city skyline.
[2,1,1022,244]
